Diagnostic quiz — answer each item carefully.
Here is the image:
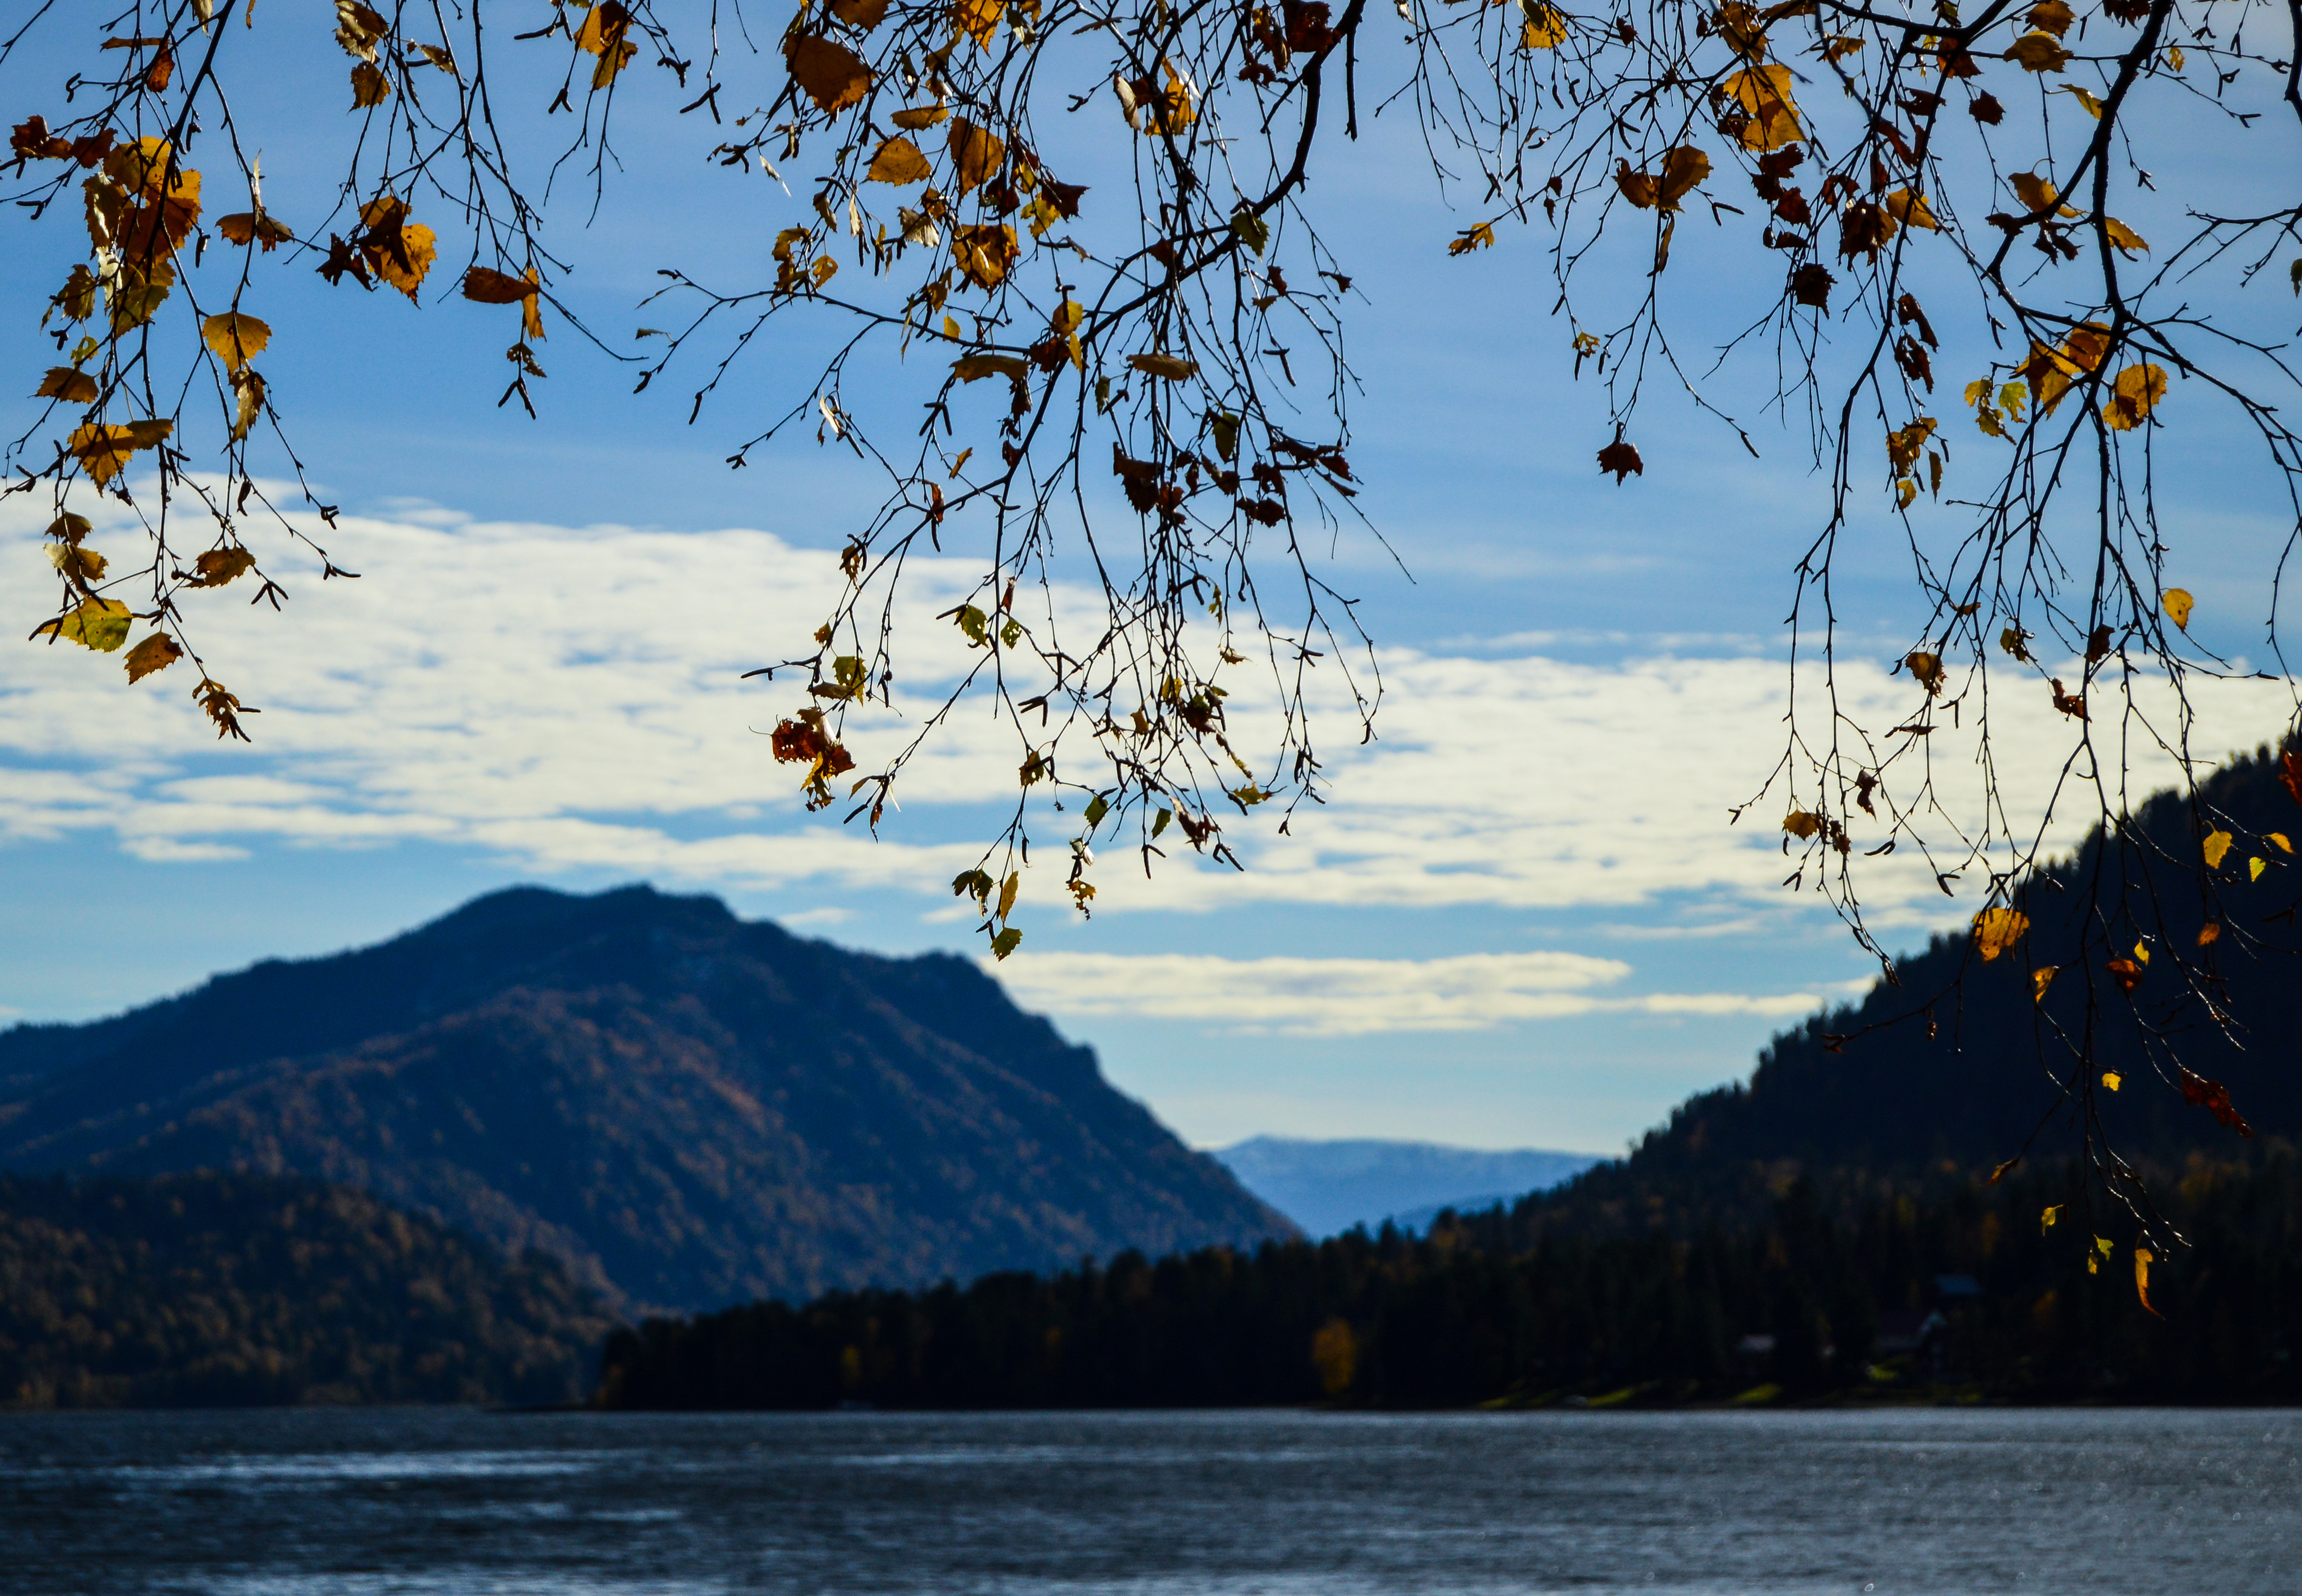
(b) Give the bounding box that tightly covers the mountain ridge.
[0,885,1292,1312]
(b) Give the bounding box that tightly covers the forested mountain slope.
[0,886,1291,1311]
[0,1171,609,1408]
[1523,746,2302,1234]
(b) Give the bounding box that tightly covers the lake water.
[2,1407,2296,1595]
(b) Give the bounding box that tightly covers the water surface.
[3,1407,2294,1594]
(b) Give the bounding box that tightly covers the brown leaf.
[186,547,257,588]
[1128,352,1198,380]
[2028,0,2074,35]
[952,223,1017,289]
[2280,751,2302,809]
[35,366,98,404]
[351,60,393,107]
[2181,1069,2255,1138]
[1597,437,1643,481]
[357,195,436,300]
[217,210,294,250]
[890,105,951,129]
[2104,956,2142,993]
[461,266,536,304]
[2004,30,2071,71]
[866,136,931,185]
[335,0,388,60]
[576,3,639,88]
[832,0,890,27]
[949,118,1006,195]
[1969,91,2004,124]
[124,632,182,683]
[786,35,872,114]
[1790,262,1834,308]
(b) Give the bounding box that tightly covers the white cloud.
[986,949,1835,1036]
[6,498,2294,936]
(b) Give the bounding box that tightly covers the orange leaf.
[786,35,871,114]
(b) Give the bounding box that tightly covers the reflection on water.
[4,1407,2295,1595]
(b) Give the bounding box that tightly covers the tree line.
[599,1150,2302,1409]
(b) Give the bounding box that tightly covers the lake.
[2,1407,2295,1594]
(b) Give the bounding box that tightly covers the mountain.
[1522,744,2302,1234]
[1210,1137,1600,1235]
[0,1170,610,1408]
[0,886,1292,1312]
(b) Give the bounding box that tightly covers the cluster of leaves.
[8,1,2302,1209]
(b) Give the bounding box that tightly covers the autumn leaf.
[1721,64,1802,152]
[1883,188,1940,232]
[2104,956,2142,993]
[1597,437,1643,481]
[69,419,171,486]
[1128,352,1198,380]
[357,196,436,301]
[2032,965,2057,1003]
[2102,1071,2121,1091]
[2041,1204,2063,1233]
[956,0,1004,48]
[949,118,1006,195]
[1448,222,1497,255]
[2061,83,2103,117]
[576,3,639,88]
[1789,263,1833,309]
[35,366,98,404]
[2161,587,2193,630]
[2134,1248,2161,1317]
[1887,418,1937,474]
[231,369,267,441]
[35,597,133,652]
[193,677,254,742]
[989,927,1022,959]
[2004,31,2071,72]
[2102,364,2167,431]
[186,547,257,587]
[218,210,294,250]
[2281,751,2302,809]
[2102,217,2149,257]
[1782,809,1821,839]
[891,105,950,129]
[1971,906,2028,962]
[786,35,872,114]
[952,223,1018,289]
[2197,921,2222,947]
[2271,833,2294,854]
[833,0,890,25]
[201,312,271,372]
[123,632,182,683]
[1519,3,1567,47]
[952,353,1027,382]
[866,136,932,185]
[2203,829,2234,869]
[335,0,388,60]
[2009,171,2077,218]
[2182,1069,2255,1138]
[2028,0,2075,35]
[351,61,393,107]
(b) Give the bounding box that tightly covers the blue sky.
[5,13,2297,1153]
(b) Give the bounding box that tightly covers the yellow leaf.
[201,312,271,372]
[37,597,133,652]
[1905,648,1943,692]
[2104,217,2149,257]
[335,0,388,59]
[1520,5,1567,47]
[1972,906,2029,962]
[576,3,639,87]
[948,118,1006,196]
[1448,222,1497,255]
[231,369,266,441]
[891,105,950,129]
[124,632,182,683]
[785,35,871,114]
[35,366,99,404]
[2009,171,2076,218]
[2004,30,2071,72]
[955,0,1004,48]
[1721,64,1802,152]
[2135,1247,2161,1317]
[2028,0,2074,33]
[359,196,436,300]
[951,223,1017,290]
[2203,830,2234,869]
[68,419,171,486]
[2251,855,2268,881]
[2061,83,2103,117]
[2269,833,2293,854]
[2161,587,2193,630]
[1052,300,1084,338]
[2032,966,2057,1003]
[951,353,1026,382]
[1884,188,1940,231]
[2102,364,2167,431]
[1782,809,1821,839]
[866,136,932,185]
[996,870,1020,921]
[2042,1204,2063,1233]
[1128,352,1199,380]
[186,547,256,587]
[2102,1071,2121,1091]
[350,60,392,106]
[2163,44,2184,71]
[2132,938,2149,965]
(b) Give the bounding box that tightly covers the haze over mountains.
[0,886,1291,1313]
[1210,1138,1600,1236]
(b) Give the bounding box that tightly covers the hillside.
[1520,744,2302,1234]
[0,1171,609,1408]
[1210,1138,1599,1235]
[0,886,1292,1312]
